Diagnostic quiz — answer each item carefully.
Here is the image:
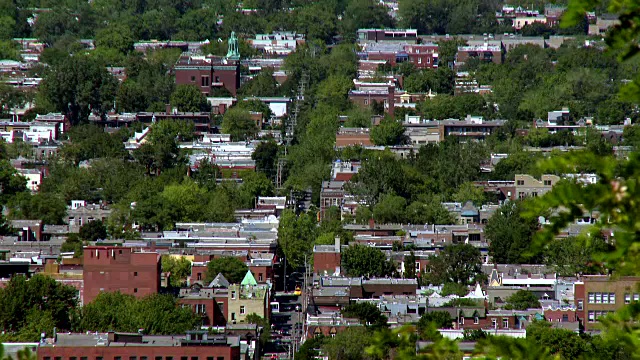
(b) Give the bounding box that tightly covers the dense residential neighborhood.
[0,0,640,359]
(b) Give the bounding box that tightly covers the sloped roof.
[209,273,230,288]
[241,270,258,286]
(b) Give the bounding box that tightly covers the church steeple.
[226,31,240,61]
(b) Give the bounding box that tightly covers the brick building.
[227,271,269,324]
[357,29,418,43]
[83,246,161,304]
[575,276,640,331]
[178,283,228,326]
[405,44,438,69]
[514,174,560,199]
[456,43,503,67]
[313,239,341,276]
[37,332,241,360]
[174,55,240,96]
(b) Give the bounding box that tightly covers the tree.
[452,182,486,206]
[79,220,107,242]
[239,68,278,97]
[0,159,26,203]
[170,84,210,112]
[277,210,317,269]
[222,107,259,141]
[161,256,192,287]
[205,256,248,284]
[77,292,198,334]
[404,251,417,279]
[245,313,271,346]
[252,140,278,180]
[440,282,468,297]
[373,194,406,224]
[370,119,406,146]
[341,302,388,330]
[39,54,118,124]
[525,321,589,359]
[545,235,608,276]
[486,200,541,264]
[417,311,453,340]
[8,192,68,225]
[505,290,541,310]
[60,233,84,258]
[0,274,78,334]
[322,327,372,360]
[342,244,396,278]
[424,244,483,285]
[95,25,134,54]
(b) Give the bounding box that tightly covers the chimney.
[165,103,171,113]
[368,218,375,229]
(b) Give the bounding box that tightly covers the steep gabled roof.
[241,270,258,286]
[209,273,230,288]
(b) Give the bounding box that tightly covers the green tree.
[244,313,271,346]
[341,302,388,330]
[322,327,372,360]
[370,118,406,146]
[39,55,119,124]
[424,244,483,285]
[0,274,78,334]
[0,159,27,203]
[79,220,108,242]
[277,210,317,269]
[505,290,541,310]
[222,107,259,141]
[170,84,210,112]
[486,200,541,264]
[342,244,396,278]
[239,68,278,97]
[373,194,406,224]
[440,282,468,297]
[452,182,486,206]
[60,233,84,258]
[161,256,192,287]
[252,140,278,180]
[205,256,248,284]
[95,25,134,54]
[417,311,453,340]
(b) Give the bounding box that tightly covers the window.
[531,192,538,197]
[577,300,583,310]
[364,99,369,105]
[197,273,202,281]
[459,317,464,325]
[609,293,616,304]
[134,272,138,276]
[130,357,137,360]
[588,311,595,323]
[134,288,138,293]
[55,357,62,360]
[562,314,569,322]
[595,292,602,304]
[625,293,631,304]
[81,357,88,360]
[491,319,497,328]
[141,357,148,360]
[418,57,422,64]
[115,357,121,360]
[231,312,236,320]
[588,293,595,304]
[544,180,552,186]
[231,291,236,299]
[602,293,609,304]
[215,76,220,83]
[474,317,479,324]
[634,293,639,302]
[516,180,524,186]
[71,357,77,360]
[201,76,210,87]
[518,192,526,199]
[502,318,509,329]
[191,357,198,360]
[182,356,188,360]
[207,357,214,360]
[259,273,263,282]
[156,357,162,360]
[97,357,103,360]
[217,357,224,360]
[415,262,420,272]
[191,76,196,82]
[240,305,246,315]
[166,357,173,360]
[44,357,51,360]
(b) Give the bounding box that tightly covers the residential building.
[513,16,548,30]
[588,14,620,35]
[174,54,240,96]
[83,246,161,304]
[248,32,305,56]
[357,29,418,43]
[575,276,640,331]
[320,181,345,219]
[313,238,341,276]
[335,128,373,147]
[456,43,503,67]
[178,282,228,326]
[66,201,113,233]
[405,44,439,69]
[17,168,43,192]
[514,174,560,199]
[37,332,241,360]
[34,113,69,134]
[348,80,395,116]
[227,271,269,324]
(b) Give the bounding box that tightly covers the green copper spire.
[226,31,240,60]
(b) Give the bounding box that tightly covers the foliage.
[39,54,119,125]
[0,275,77,338]
[486,200,541,264]
[342,244,396,278]
[424,244,483,285]
[222,107,259,141]
[504,290,541,310]
[79,220,107,242]
[161,256,192,288]
[60,234,84,258]
[244,313,271,346]
[277,209,317,269]
[322,327,372,360]
[205,256,248,284]
[341,302,388,330]
[370,118,406,146]
[170,84,210,112]
[440,282,468,297]
[76,292,198,334]
[452,182,486,206]
[417,311,453,340]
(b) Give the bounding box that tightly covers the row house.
[37,332,241,360]
[357,29,418,43]
[348,80,395,116]
[359,42,438,69]
[514,174,560,199]
[456,43,503,67]
[513,15,548,30]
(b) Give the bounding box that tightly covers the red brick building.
[174,55,240,96]
[313,240,341,276]
[37,332,241,360]
[178,283,229,326]
[83,246,161,304]
[405,44,438,69]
